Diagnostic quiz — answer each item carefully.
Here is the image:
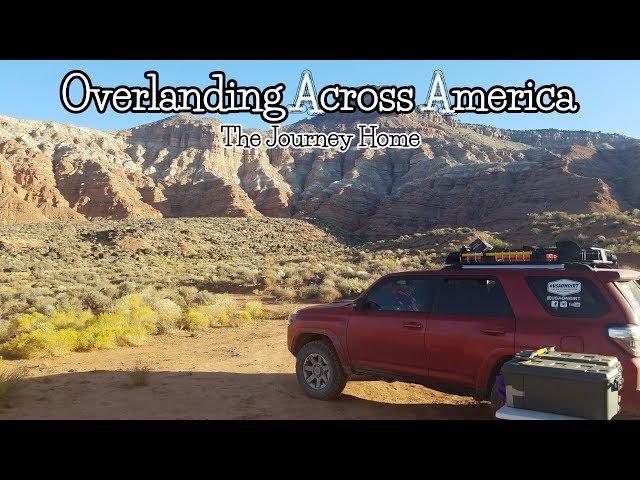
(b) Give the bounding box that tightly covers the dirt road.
[0,318,491,420]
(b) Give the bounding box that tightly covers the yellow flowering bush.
[245,300,263,319]
[113,294,160,334]
[49,311,94,329]
[183,307,213,331]
[76,313,148,351]
[182,294,238,330]
[0,290,257,358]
[1,323,79,359]
[233,309,252,326]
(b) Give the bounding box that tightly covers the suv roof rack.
[444,239,617,270]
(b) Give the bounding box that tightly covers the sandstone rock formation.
[0,111,638,238]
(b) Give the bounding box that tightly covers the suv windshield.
[616,281,640,320]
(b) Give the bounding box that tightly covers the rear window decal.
[526,276,608,317]
[547,279,582,296]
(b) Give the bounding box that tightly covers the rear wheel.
[296,340,347,400]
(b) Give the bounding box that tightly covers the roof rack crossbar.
[457,264,566,270]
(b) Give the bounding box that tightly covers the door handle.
[481,328,506,336]
[403,321,424,330]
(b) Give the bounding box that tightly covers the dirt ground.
[0,316,492,420]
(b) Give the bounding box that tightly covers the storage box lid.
[503,357,621,384]
[532,351,620,369]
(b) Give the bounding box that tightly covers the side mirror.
[354,297,367,311]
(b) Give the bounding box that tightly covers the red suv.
[287,244,640,415]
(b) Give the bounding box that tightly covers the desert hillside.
[1,214,638,324]
[1,112,639,237]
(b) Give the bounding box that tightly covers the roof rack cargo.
[444,239,617,270]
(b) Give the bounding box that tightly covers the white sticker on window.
[547,279,582,296]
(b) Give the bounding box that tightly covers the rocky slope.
[0,112,638,237]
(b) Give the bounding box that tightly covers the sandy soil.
[0,317,491,420]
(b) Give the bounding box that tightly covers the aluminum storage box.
[502,349,622,420]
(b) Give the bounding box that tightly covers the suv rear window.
[615,281,640,320]
[435,277,513,317]
[526,276,609,317]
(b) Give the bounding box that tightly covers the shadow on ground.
[0,370,493,420]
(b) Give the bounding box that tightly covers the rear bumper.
[621,357,640,416]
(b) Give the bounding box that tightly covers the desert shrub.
[368,257,402,275]
[300,284,320,300]
[485,235,511,250]
[283,273,305,288]
[126,363,151,388]
[118,281,138,296]
[245,300,264,319]
[182,307,213,331]
[80,289,112,312]
[317,283,341,303]
[0,323,79,359]
[213,293,236,312]
[53,294,85,313]
[181,294,238,330]
[193,290,218,306]
[1,299,30,317]
[334,277,367,297]
[271,286,297,301]
[9,312,49,335]
[0,298,162,358]
[176,286,199,307]
[112,294,160,334]
[76,313,148,351]
[0,286,257,358]
[0,321,9,342]
[129,305,160,334]
[208,264,261,289]
[137,286,166,306]
[49,311,94,330]
[98,283,119,300]
[232,310,252,326]
[152,298,183,333]
[30,295,58,315]
[0,287,16,303]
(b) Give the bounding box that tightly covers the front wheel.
[296,340,347,400]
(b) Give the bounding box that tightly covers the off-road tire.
[296,340,347,400]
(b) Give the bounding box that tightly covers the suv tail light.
[608,325,640,357]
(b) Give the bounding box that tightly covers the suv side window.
[364,276,435,312]
[435,277,513,317]
[526,276,610,317]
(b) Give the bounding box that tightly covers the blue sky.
[0,60,638,137]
